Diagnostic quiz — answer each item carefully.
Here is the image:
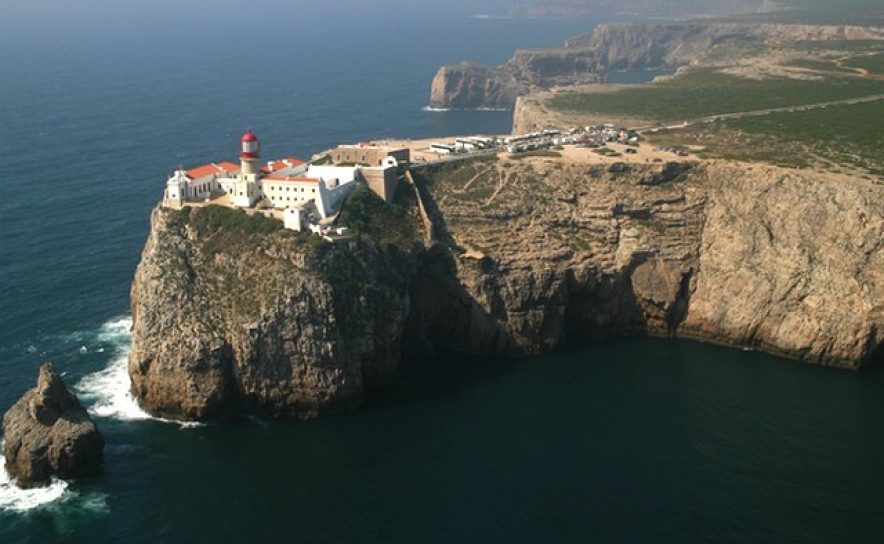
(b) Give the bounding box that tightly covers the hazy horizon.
[0,0,517,38]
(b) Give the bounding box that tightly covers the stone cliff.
[411,158,883,367]
[3,364,104,488]
[429,23,884,110]
[128,199,421,421]
[129,159,884,421]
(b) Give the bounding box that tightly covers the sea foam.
[0,451,70,513]
[74,316,203,428]
[73,317,153,422]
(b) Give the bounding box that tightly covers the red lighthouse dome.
[241,129,260,160]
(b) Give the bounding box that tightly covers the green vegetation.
[549,68,884,123]
[190,205,282,237]
[338,184,416,246]
[510,149,562,159]
[177,205,284,257]
[843,52,884,75]
[724,100,884,173]
[648,99,884,173]
[592,147,621,157]
[782,59,855,73]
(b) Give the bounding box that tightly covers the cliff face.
[682,165,884,365]
[409,159,883,368]
[429,63,523,111]
[429,49,605,110]
[567,23,884,71]
[129,161,884,421]
[128,206,418,421]
[429,23,884,110]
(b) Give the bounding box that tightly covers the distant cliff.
[129,159,884,420]
[428,22,884,109]
[508,0,768,19]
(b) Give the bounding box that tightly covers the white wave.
[422,105,509,112]
[94,316,133,346]
[0,449,109,515]
[0,449,69,513]
[73,316,151,422]
[74,316,204,429]
[75,353,153,422]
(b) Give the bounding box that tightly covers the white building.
[164,130,361,219]
[165,162,240,204]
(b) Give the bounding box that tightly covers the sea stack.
[2,364,104,488]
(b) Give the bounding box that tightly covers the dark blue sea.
[2,4,884,543]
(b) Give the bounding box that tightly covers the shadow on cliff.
[403,169,524,359]
[403,167,696,362]
[869,341,884,369]
[562,258,693,344]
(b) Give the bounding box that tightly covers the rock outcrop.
[129,159,884,421]
[3,364,104,488]
[128,202,420,421]
[429,49,606,110]
[429,23,884,110]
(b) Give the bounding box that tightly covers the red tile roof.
[263,158,307,173]
[186,162,239,179]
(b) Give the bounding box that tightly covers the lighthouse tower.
[240,129,261,177]
[233,129,262,208]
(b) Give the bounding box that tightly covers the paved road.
[411,148,500,169]
[634,93,884,133]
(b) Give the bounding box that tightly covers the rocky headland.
[428,22,884,110]
[129,156,884,421]
[3,364,104,488]
[128,197,421,421]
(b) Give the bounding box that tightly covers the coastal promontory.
[128,152,884,421]
[128,195,422,421]
[429,22,884,110]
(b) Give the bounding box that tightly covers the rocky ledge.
[3,364,104,488]
[429,23,884,110]
[129,158,883,421]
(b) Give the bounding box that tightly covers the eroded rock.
[3,364,104,488]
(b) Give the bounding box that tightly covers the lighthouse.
[233,129,262,208]
[240,129,261,177]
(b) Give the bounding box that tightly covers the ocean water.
[1,5,883,543]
